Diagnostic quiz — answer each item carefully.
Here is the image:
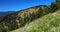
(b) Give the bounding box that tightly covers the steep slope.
[11,10,60,32]
[0,0,59,32]
[0,5,51,32]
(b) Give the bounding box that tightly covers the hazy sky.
[0,0,56,12]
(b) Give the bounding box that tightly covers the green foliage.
[11,10,60,32]
[50,2,58,12]
[0,6,51,32]
[1,1,60,32]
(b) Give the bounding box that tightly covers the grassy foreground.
[11,10,60,32]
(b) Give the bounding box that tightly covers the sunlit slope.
[0,5,50,32]
[11,10,60,32]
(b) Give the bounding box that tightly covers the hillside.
[11,10,60,32]
[0,0,60,32]
[0,5,51,32]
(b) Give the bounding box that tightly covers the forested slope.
[11,10,60,32]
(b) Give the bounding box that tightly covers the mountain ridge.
[0,11,16,16]
[0,0,60,32]
[0,5,51,32]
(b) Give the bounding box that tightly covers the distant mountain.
[0,0,60,32]
[0,11,16,16]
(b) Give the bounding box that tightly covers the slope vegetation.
[0,0,60,32]
[11,10,60,32]
[0,5,51,32]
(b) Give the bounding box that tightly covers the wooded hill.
[0,0,60,32]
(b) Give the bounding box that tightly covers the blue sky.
[0,0,56,12]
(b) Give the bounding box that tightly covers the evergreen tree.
[50,2,58,12]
